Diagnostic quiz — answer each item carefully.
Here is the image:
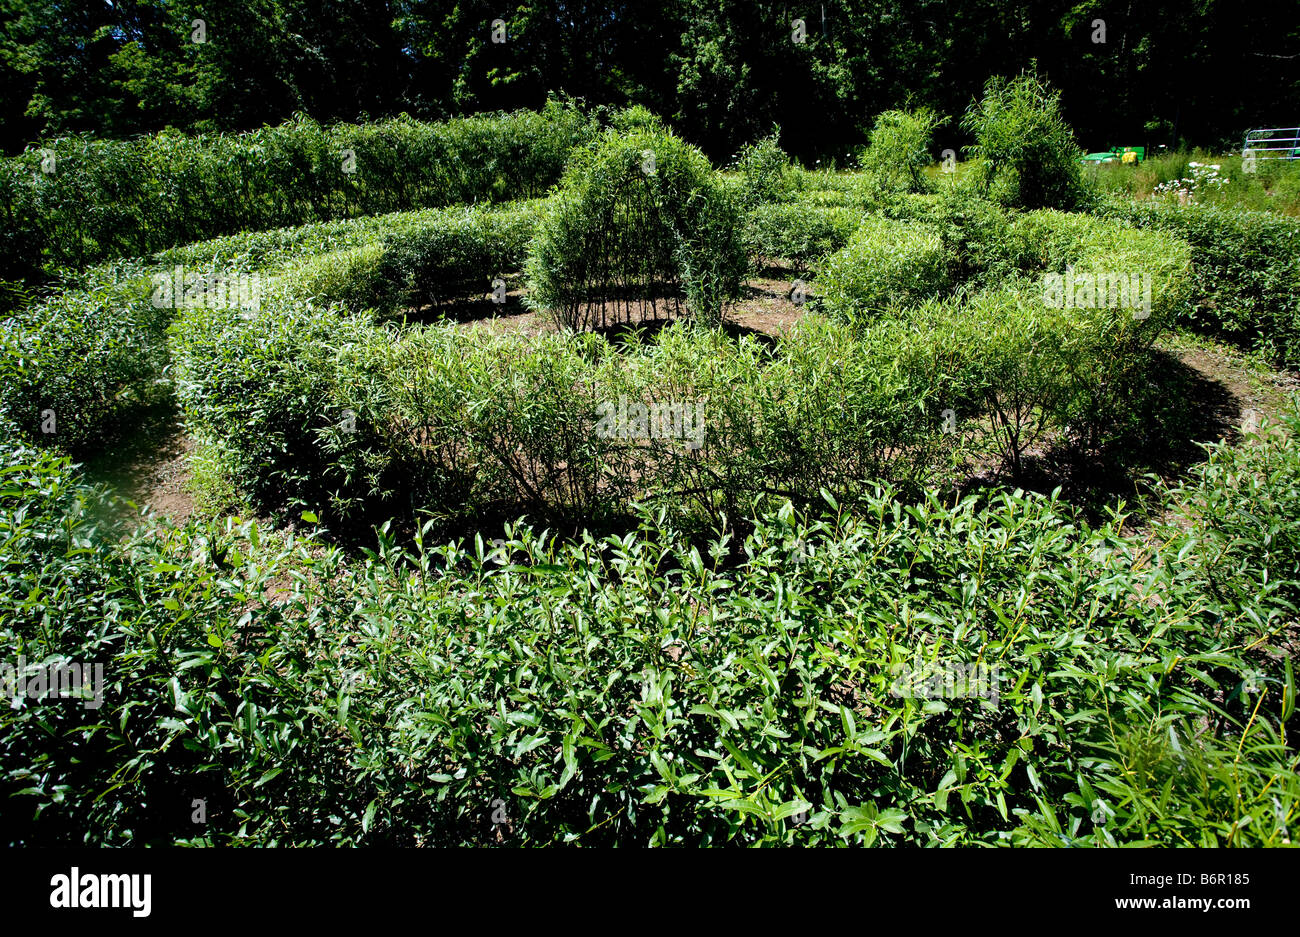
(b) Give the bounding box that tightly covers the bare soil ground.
[82,402,196,525]
[455,277,805,341]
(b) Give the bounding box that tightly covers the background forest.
[2,0,1298,160]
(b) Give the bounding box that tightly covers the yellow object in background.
[1121,150,1137,164]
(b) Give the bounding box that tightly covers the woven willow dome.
[525,128,747,331]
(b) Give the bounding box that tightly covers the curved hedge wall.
[1098,198,1300,366]
[0,103,595,279]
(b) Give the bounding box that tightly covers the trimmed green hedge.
[878,190,1020,288]
[0,102,595,278]
[0,263,169,454]
[286,201,545,315]
[1098,198,1300,366]
[742,203,859,271]
[0,201,546,455]
[815,215,952,320]
[166,201,1193,531]
[169,307,958,532]
[1011,209,1194,321]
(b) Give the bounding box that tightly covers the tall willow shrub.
[962,70,1091,212]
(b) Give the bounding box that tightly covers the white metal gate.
[1242,127,1300,162]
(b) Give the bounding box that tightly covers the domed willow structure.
[525,128,747,331]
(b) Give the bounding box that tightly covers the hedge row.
[742,203,859,271]
[815,215,952,317]
[3,402,1296,846]
[0,101,596,278]
[285,201,545,315]
[817,205,1192,326]
[1098,198,1300,366]
[170,229,1191,533]
[169,308,958,533]
[0,201,544,455]
[0,262,168,454]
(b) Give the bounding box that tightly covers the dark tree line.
[1,0,1296,159]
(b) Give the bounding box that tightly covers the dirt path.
[126,429,197,524]
[82,404,196,525]
[1172,341,1300,437]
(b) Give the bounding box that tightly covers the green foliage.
[860,107,947,194]
[742,203,859,271]
[0,106,596,278]
[609,105,666,135]
[0,264,170,454]
[5,401,1299,846]
[991,210,1192,457]
[962,71,1091,211]
[878,188,1019,288]
[730,129,792,207]
[292,202,543,315]
[525,128,747,330]
[815,214,952,321]
[1098,198,1300,367]
[1010,208,1194,323]
[289,244,392,315]
[810,207,1191,472]
[0,201,538,457]
[169,306,958,532]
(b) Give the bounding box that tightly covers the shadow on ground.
[964,348,1245,522]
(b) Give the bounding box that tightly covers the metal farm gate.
[1243,127,1300,164]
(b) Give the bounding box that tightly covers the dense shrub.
[150,206,451,274]
[165,205,1194,530]
[525,128,747,330]
[169,306,957,532]
[4,402,1297,846]
[289,201,544,315]
[983,212,1190,458]
[0,200,547,456]
[0,101,596,278]
[742,203,859,271]
[288,244,392,314]
[1098,198,1300,366]
[0,264,170,454]
[608,105,667,135]
[812,207,1190,471]
[815,215,952,320]
[179,255,1192,529]
[962,71,1091,212]
[878,189,1019,287]
[1010,209,1194,322]
[731,130,793,207]
[928,282,1156,473]
[860,107,947,194]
